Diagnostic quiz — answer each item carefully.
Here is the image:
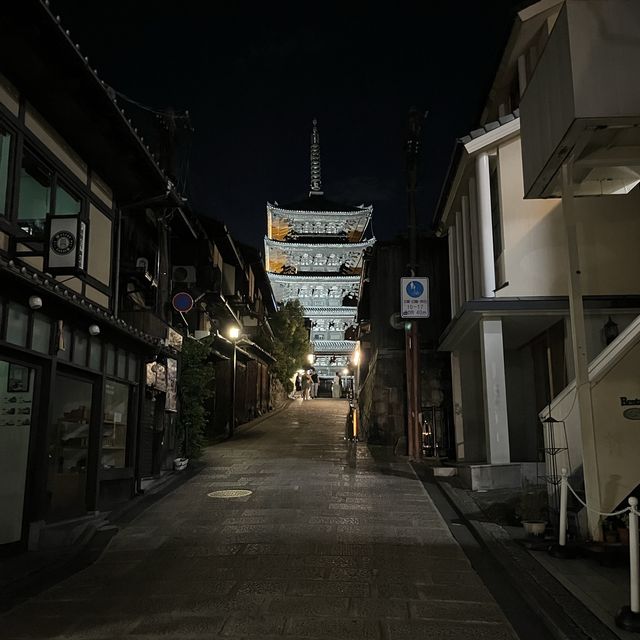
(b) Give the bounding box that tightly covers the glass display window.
[17,151,52,239]
[0,125,12,217]
[47,374,93,519]
[116,350,126,379]
[105,344,115,375]
[101,380,129,469]
[31,313,51,354]
[89,337,102,370]
[6,303,28,347]
[127,354,138,383]
[54,183,81,216]
[72,331,88,367]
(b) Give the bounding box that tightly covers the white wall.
[543,314,640,514]
[495,136,640,299]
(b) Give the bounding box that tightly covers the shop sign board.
[165,358,178,412]
[45,215,87,275]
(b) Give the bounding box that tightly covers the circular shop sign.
[51,230,76,255]
[172,291,194,313]
[405,280,424,298]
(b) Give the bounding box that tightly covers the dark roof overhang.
[0,1,180,205]
[277,194,364,213]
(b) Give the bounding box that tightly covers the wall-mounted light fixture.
[28,296,43,310]
[88,324,101,336]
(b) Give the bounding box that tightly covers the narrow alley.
[2,399,517,639]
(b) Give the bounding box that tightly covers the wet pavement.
[2,398,517,639]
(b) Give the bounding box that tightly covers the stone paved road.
[2,399,518,639]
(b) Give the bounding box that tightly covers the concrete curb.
[431,474,620,640]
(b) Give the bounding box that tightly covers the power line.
[114,89,191,121]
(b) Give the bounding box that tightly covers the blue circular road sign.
[172,292,194,313]
[406,280,424,298]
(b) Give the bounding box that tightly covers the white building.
[435,0,640,539]
[265,121,375,379]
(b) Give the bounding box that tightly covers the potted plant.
[517,483,548,536]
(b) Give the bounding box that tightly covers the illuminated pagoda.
[265,120,375,381]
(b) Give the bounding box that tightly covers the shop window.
[0,125,12,217]
[57,324,72,361]
[72,332,88,366]
[6,303,28,347]
[116,350,126,379]
[54,183,81,216]
[15,150,86,239]
[105,344,115,375]
[46,373,92,519]
[89,338,102,370]
[31,313,51,354]
[127,354,138,383]
[17,151,52,238]
[102,381,130,469]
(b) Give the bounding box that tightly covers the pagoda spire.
[309,118,323,196]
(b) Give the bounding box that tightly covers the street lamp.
[227,325,240,437]
[307,353,315,365]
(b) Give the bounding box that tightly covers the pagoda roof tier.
[267,204,371,244]
[265,237,375,251]
[303,307,358,317]
[272,196,371,214]
[268,274,361,283]
[312,340,357,354]
[267,273,360,307]
[268,202,372,218]
[264,237,375,275]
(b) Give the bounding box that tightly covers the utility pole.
[405,107,427,459]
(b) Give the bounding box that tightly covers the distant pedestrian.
[332,372,341,399]
[311,370,319,398]
[293,373,302,399]
[302,371,311,400]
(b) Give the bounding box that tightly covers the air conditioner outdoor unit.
[172,265,197,284]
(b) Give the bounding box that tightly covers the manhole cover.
[207,489,253,498]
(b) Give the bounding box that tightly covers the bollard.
[549,468,575,558]
[615,496,640,632]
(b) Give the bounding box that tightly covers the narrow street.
[3,399,516,639]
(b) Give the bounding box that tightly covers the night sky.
[53,1,527,250]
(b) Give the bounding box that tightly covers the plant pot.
[522,521,547,536]
[173,457,189,472]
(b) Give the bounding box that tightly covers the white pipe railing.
[629,497,639,615]
[557,473,640,630]
[559,468,569,547]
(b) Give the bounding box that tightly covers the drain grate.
[207,489,253,498]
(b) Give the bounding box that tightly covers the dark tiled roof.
[0,1,183,204]
[276,194,364,213]
[459,108,520,144]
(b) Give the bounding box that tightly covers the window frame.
[0,109,116,301]
[0,119,17,221]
